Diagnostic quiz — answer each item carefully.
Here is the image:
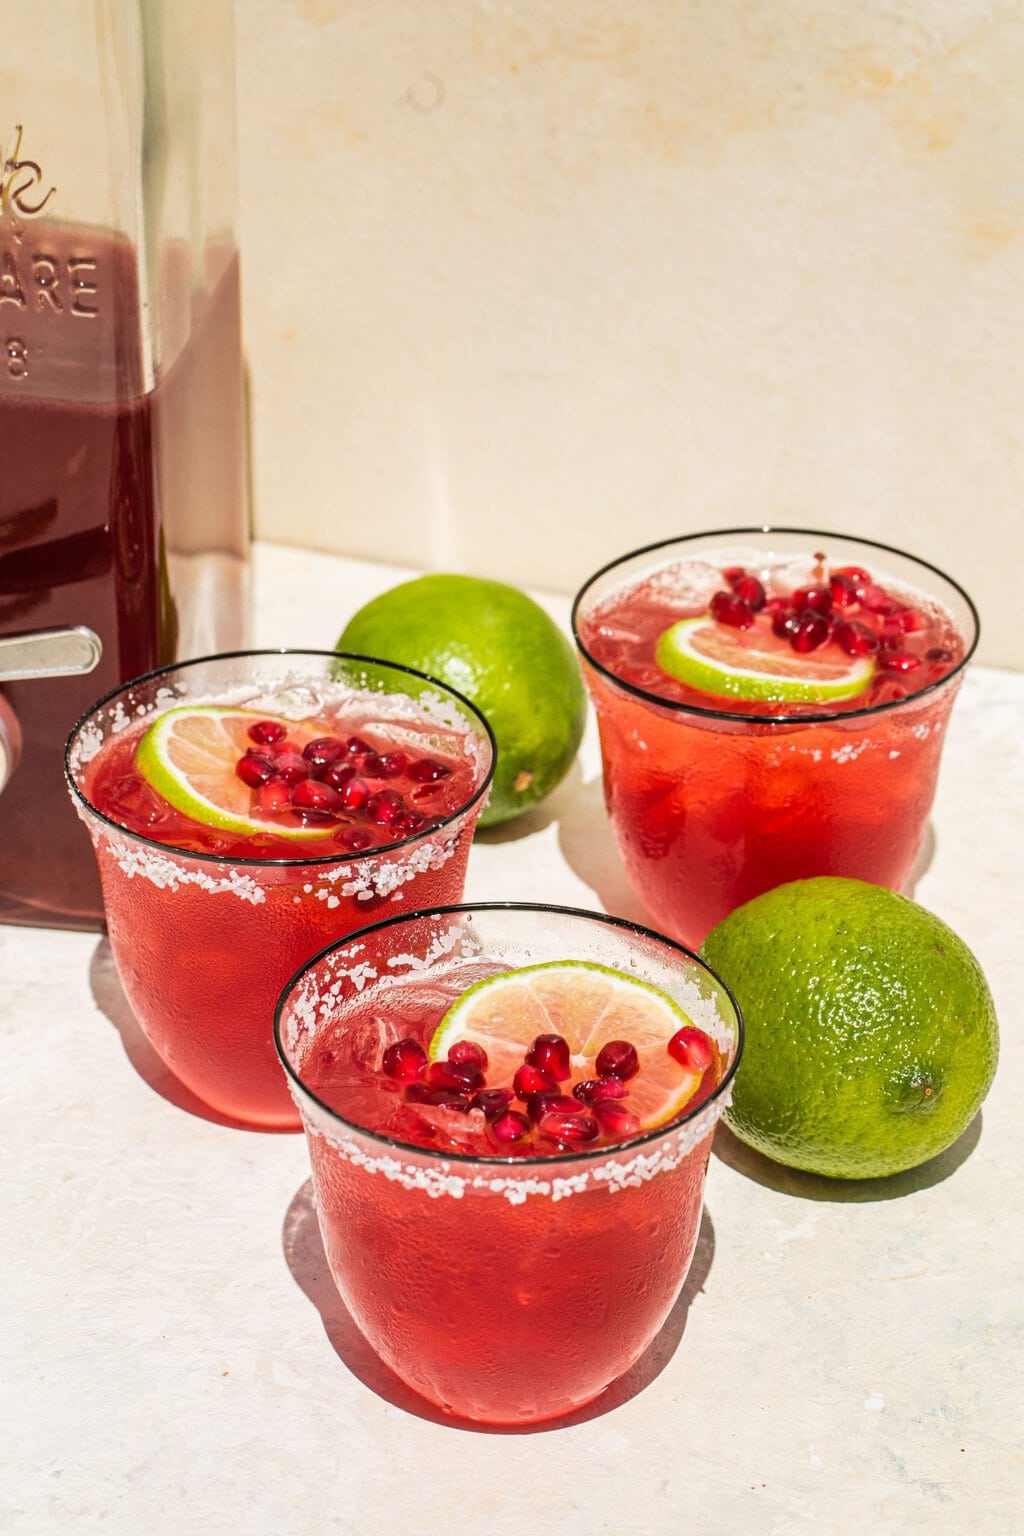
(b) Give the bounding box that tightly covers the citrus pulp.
[430,960,707,1132]
[136,706,329,841]
[656,615,875,704]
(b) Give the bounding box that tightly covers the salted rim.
[571,525,980,726]
[64,649,497,868]
[273,900,745,1169]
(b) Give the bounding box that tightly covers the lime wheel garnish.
[422,960,711,1143]
[135,706,331,840]
[655,615,875,704]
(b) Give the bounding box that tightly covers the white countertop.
[5,542,1022,1535]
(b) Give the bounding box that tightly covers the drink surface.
[578,548,964,715]
[301,968,724,1160]
[0,222,247,928]
[85,701,479,860]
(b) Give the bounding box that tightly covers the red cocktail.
[573,529,977,949]
[275,903,742,1424]
[66,652,494,1128]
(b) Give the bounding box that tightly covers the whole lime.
[336,574,586,828]
[699,877,999,1179]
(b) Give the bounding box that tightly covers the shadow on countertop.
[712,1114,983,1202]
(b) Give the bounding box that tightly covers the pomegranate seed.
[381,1038,428,1082]
[525,1091,565,1124]
[832,564,872,587]
[403,1082,435,1103]
[236,751,277,788]
[926,646,953,663]
[529,1092,582,1120]
[833,620,878,657]
[392,809,427,837]
[668,1025,714,1072]
[879,649,921,673]
[789,613,830,653]
[423,1087,472,1111]
[828,572,858,608]
[772,608,800,640]
[596,1040,639,1080]
[884,608,927,634]
[592,1100,642,1139]
[722,565,747,586]
[792,584,832,615]
[491,1109,530,1143]
[428,1059,485,1092]
[858,583,902,616]
[248,719,287,746]
[256,779,291,813]
[448,1040,488,1070]
[275,752,310,786]
[732,574,766,610]
[291,778,342,812]
[339,824,375,850]
[573,1076,629,1103]
[362,750,409,778]
[513,1062,557,1098]
[302,737,345,770]
[407,757,452,784]
[367,789,404,826]
[471,1087,513,1116]
[340,777,369,811]
[710,590,756,629]
[322,759,356,790]
[538,1111,599,1144]
[526,1034,572,1082]
[344,735,372,758]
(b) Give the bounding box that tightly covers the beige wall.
[236,1,1024,669]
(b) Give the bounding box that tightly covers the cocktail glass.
[572,528,978,949]
[66,651,495,1129]
[275,901,742,1425]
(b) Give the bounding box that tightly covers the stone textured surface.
[3,544,1021,1534]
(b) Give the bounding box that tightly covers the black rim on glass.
[571,525,980,726]
[274,899,745,1167]
[64,648,497,868]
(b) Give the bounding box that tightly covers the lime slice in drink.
[430,960,707,1131]
[136,705,330,840]
[655,616,875,704]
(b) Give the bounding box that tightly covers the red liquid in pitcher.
[0,223,247,928]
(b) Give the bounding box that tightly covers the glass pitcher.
[0,0,250,929]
